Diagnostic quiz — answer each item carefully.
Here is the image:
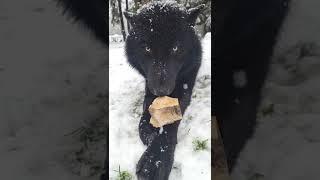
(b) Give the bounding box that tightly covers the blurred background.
[0,0,107,179]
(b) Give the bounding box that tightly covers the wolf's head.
[124,2,204,96]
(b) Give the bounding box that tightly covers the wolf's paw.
[139,118,158,146]
[136,138,175,180]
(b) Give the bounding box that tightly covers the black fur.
[214,0,290,171]
[124,2,204,180]
[56,0,108,46]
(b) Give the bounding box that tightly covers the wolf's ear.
[123,11,136,26]
[187,4,205,25]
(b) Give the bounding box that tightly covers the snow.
[0,0,106,179]
[183,83,188,90]
[137,1,187,15]
[109,33,211,179]
[232,0,320,179]
[109,34,124,43]
[159,127,164,134]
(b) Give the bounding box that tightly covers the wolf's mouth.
[149,86,174,96]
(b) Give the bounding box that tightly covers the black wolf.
[56,0,204,180]
[124,2,204,179]
[214,0,290,172]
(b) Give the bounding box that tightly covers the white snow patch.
[183,83,188,89]
[159,127,164,134]
[137,1,186,15]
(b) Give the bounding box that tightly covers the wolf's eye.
[145,46,151,52]
[172,46,178,52]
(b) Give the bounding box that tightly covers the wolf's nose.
[151,88,172,96]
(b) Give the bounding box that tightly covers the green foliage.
[192,138,208,151]
[115,166,133,180]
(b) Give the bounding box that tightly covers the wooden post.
[213,116,230,180]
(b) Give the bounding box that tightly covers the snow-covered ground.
[2,0,320,179]
[109,34,211,179]
[232,0,320,179]
[0,0,106,179]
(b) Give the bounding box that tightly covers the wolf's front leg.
[136,96,178,180]
[138,89,158,145]
[139,110,159,146]
[136,82,194,180]
[136,121,180,180]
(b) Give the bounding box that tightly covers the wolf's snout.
[147,63,176,96]
[150,87,173,96]
[147,78,175,96]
